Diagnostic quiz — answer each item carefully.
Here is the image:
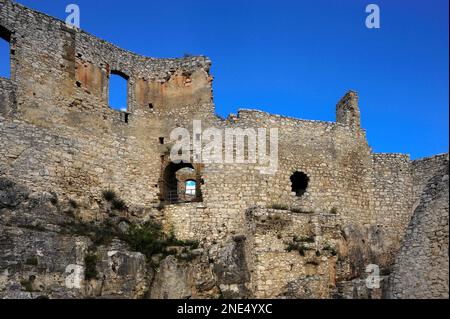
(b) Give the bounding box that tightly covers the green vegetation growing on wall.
[60,217,199,266]
[101,189,127,211]
[122,222,199,259]
[286,242,308,256]
[25,256,38,266]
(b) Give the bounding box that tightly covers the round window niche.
[290,171,309,197]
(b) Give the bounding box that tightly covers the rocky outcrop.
[212,237,251,298]
[0,178,217,299]
[150,255,220,299]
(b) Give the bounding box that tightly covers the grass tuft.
[102,190,117,202]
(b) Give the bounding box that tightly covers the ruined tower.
[336,90,361,129]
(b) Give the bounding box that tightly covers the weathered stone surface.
[213,240,251,298]
[150,255,220,299]
[0,0,447,299]
[388,158,449,299]
[150,256,192,299]
[0,178,29,208]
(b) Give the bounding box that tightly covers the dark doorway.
[162,162,202,203]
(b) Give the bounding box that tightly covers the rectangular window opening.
[0,27,11,79]
[109,71,128,112]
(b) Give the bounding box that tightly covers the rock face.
[0,178,221,299]
[213,238,251,298]
[150,255,219,299]
[0,0,448,299]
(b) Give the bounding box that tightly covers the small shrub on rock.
[112,198,127,211]
[102,190,116,202]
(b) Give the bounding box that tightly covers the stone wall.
[1,0,409,240]
[0,0,213,121]
[370,154,414,250]
[215,109,373,221]
[0,78,16,117]
[388,155,449,298]
[244,208,342,298]
[336,90,360,129]
[0,0,448,299]
[0,0,212,207]
[412,153,449,204]
[0,118,166,206]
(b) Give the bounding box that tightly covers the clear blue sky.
[1,0,448,159]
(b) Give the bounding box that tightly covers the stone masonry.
[0,0,448,299]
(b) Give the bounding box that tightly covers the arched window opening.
[109,70,128,112]
[291,171,309,197]
[0,26,11,79]
[161,163,202,203]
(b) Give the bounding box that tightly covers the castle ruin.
[0,0,448,299]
